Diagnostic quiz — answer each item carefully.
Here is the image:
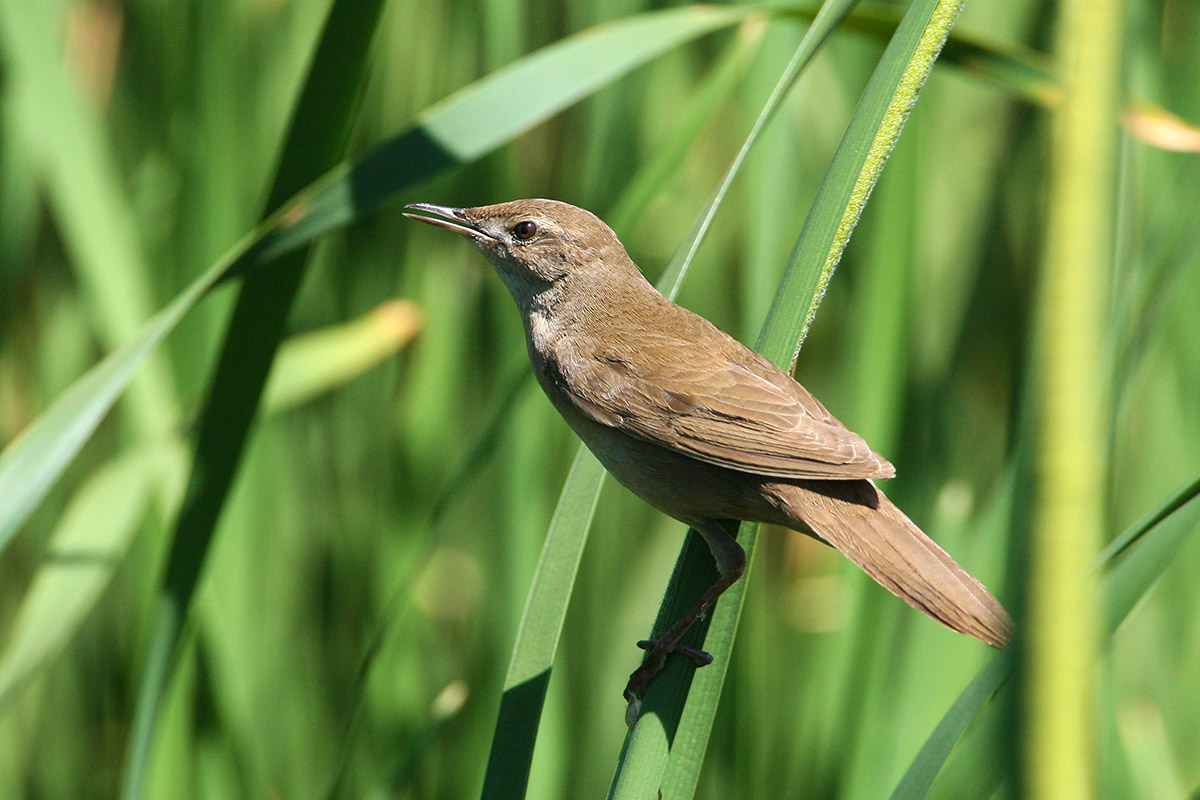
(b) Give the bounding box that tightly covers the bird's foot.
[623,638,714,706]
[636,638,713,665]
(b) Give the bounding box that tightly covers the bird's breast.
[526,309,556,356]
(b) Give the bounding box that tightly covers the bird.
[404,198,1013,705]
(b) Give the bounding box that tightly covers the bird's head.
[405,199,640,309]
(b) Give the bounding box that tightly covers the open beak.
[403,203,493,240]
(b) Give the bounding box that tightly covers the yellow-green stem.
[1029,0,1123,795]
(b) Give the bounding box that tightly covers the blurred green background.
[1,0,1198,797]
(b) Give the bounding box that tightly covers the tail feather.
[788,480,1013,647]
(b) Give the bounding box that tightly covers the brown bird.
[405,199,1013,704]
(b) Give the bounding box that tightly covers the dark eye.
[513,220,538,240]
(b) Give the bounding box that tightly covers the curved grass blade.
[0,246,242,557]
[418,8,743,163]
[478,448,608,799]
[261,5,749,264]
[756,0,967,368]
[1095,470,1200,567]
[0,442,187,715]
[887,651,1013,800]
[1099,472,1200,640]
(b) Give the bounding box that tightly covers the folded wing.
[559,325,894,480]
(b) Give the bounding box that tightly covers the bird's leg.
[624,519,746,704]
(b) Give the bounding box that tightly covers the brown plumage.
[405,199,1013,705]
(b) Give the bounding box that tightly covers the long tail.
[787,479,1013,647]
